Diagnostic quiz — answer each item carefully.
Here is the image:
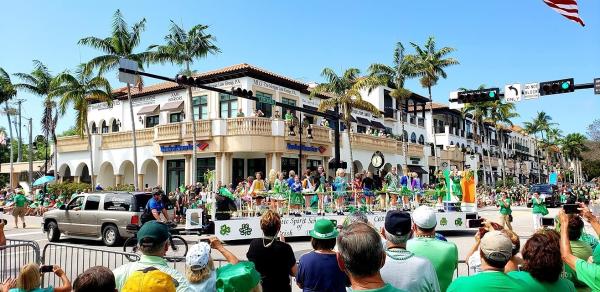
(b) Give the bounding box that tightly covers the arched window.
[450,141,454,145]
[418,135,425,145]
[410,132,417,143]
[403,130,408,142]
[461,143,465,149]
[101,121,109,133]
[111,120,119,132]
[91,122,97,134]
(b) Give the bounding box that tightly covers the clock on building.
[371,151,385,169]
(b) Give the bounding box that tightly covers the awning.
[160,101,184,112]
[408,165,428,174]
[137,104,160,115]
[356,117,372,126]
[371,120,386,129]
[349,115,357,122]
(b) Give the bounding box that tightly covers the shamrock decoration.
[239,223,252,236]
[440,217,448,226]
[455,218,463,226]
[220,225,231,236]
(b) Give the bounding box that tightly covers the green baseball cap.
[216,261,261,292]
[137,221,170,243]
[309,219,339,240]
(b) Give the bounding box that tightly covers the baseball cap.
[122,267,177,292]
[216,261,261,292]
[137,221,170,244]
[384,211,411,236]
[186,242,212,271]
[480,230,512,263]
[412,206,437,229]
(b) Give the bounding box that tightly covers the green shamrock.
[220,225,231,236]
[440,217,448,226]
[455,218,463,226]
[239,223,252,236]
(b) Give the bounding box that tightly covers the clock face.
[371,155,383,168]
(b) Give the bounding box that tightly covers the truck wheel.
[47,221,60,242]
[102,225,122,247]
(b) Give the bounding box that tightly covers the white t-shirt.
[380,248,441,292]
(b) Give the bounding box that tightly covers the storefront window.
[166,160,185,194]
[91,122,97,134]
[281,97,296,116]
[219,93,237,118]
[247,158,266,179]
[169,112,182,123]
[101,121,109,133]
[281,157,299,176]
[193,95,208,120]
[145,115,159,128]
[357,125,366,133]
[232,158,245,185]
[196,158,215,185]
[255,92,272,118]
[307,159,321,172]
[111,120,119,132]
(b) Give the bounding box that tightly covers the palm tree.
[527,111,557,183]
[149,20,220,185]
[52,65,112,188]
[79,9,151,190]
[460,85,491,185]
[13,60,58,175]
[410,36,459,173]
[311,68,384,179]
[561,133,588,184]
[0,68,17,186]
[486,100,519,186]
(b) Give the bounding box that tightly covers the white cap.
[186,242,211,270]
[412,206,437,229]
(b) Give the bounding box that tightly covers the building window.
[281,97,296,116]
[219,93,237,118]
[193,95,208,120]
[196,158,216,184]
[418,135,425,145]
[384,90,394,118]
[145,115,159,128]
[91,122,97,134]
[111,120,119,132]
[255,92,272,118]
[281,157,299,176]
[247,158,266,179]
[403,130,408,142]
[169,112,182,123]
[411,132,417,143]
[232,158,245,185]
[357,125,366,134]
[101,121,109,133]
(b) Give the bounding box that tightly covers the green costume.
[531,197,546,215]
[499,198,512,215]
[385,172,401,195]
[450,175,462,201]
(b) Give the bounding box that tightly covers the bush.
[105,184,135,192]
[48,182,92,195]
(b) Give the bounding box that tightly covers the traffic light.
[456,88,500,103]
[230,87,253,98]
[539,78,574,96]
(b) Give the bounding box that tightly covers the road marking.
[6,231,43,237]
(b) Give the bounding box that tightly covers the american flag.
[543,0,585,26]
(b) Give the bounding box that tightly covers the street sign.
[257,95,275,105]
[118,58,138,84]
[523,83,540,100]
[595,78,600,95]
[448,91,463,109]
[503,83,522,102]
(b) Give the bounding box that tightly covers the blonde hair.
[186,257,215,284]
[17,263,41,290]
[336,168,345,177]
[268,169,277,184]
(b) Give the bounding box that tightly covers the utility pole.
[16,99,25,162]
[27,118,33,187]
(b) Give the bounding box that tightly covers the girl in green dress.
[385,167,401,210]
[531,192,546,231]
[333,168,348,215]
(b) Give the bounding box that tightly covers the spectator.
[296,219,349,292]
[112,221,190,292]
[141,190,169,224]
[559,206,600,291]
[342,211,369,228]
[507,229,575,291]
[216,261,262,292]
[0,220,6,246]
[498,192,512,230]
[186,236,239,291]
[406,206,457,292]
[447,231,528,291]
[337,222,404,291]
[12,190,27,229]
[9,263,71,292]
[561,214,593,289]
[121,267,177,292]
[73,266,116,292]
[465,221,522,274]
[380,211,440,292]
[246,210,297,292]
[1,278,16,292]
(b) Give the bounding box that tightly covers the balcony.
[57,136,89,152]
[227,117,272,136]
[285,123,332,144]
[406,143,424,157]
[101,129,153,149]
[155,123,182,143]
[182,120,212,140]
[351,133,397,152]
[384,108,396,120]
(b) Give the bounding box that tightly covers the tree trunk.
[5,101,13,187]
[186,62,197,186]
[53,107,59,179]
[428,86,439,174]
[127,84,139,190]
[347,122,354,181]
[85,122,95,190]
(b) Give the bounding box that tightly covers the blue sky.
[1,0,598,137]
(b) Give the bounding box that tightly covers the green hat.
[216,261,261,292]
[309,219,339,240]
[137,221,170,244]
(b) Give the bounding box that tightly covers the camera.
[563,203,580,214]
[40,265,54,273]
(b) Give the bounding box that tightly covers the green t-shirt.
[565,240,593,288]
[447,271,529,292]
[349,283,406,292]
[14,194,27,207]
[499,198,512,215]
[407,237,458,292]
[531,197,545,214]
[508,270,576,292]
[576,259,600,292]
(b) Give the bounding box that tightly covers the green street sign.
[258,96,275,105]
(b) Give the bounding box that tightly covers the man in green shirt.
[12,190,27,228]
[407,206,457,292]
[498,192,512,230]
[337,222,406,291]
[559,205,600,292]
[447,230,528,292]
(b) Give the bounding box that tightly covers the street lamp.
[288,113,313,174]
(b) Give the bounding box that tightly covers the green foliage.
[495,176,516,188]
[105,184,135,192]
[48,182,92,195]
[582,160,600,181]
[58,126,78,137]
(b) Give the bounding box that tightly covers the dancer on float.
[302,170,315,215]
[385,166,402,210]
[332,168,348,215]
[411,172,422,207]
[352,173,363,211]
[249,172,267,216]
[316,167,327,216]
[449,169,463,202]
[362,171,375,214]
[289,175,304,216]
[434,170,446,212]
[271,172,289,214]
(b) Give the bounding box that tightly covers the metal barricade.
[41,243,140,288]
[166,256,228,273]
[455,260,471,278]
[0,241,41,281]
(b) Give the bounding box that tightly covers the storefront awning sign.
[160,142,209,152]
[160,101,184,112]
[287,143,326,154]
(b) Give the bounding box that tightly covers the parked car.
[527,184,560,208]
[42,192,151,246]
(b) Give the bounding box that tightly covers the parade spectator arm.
[0,221,6,246]
[1,278,16,292]
[52,265,72,292]
[580,203,600,237]
[209,236,239,265]
[465,231,481,263]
